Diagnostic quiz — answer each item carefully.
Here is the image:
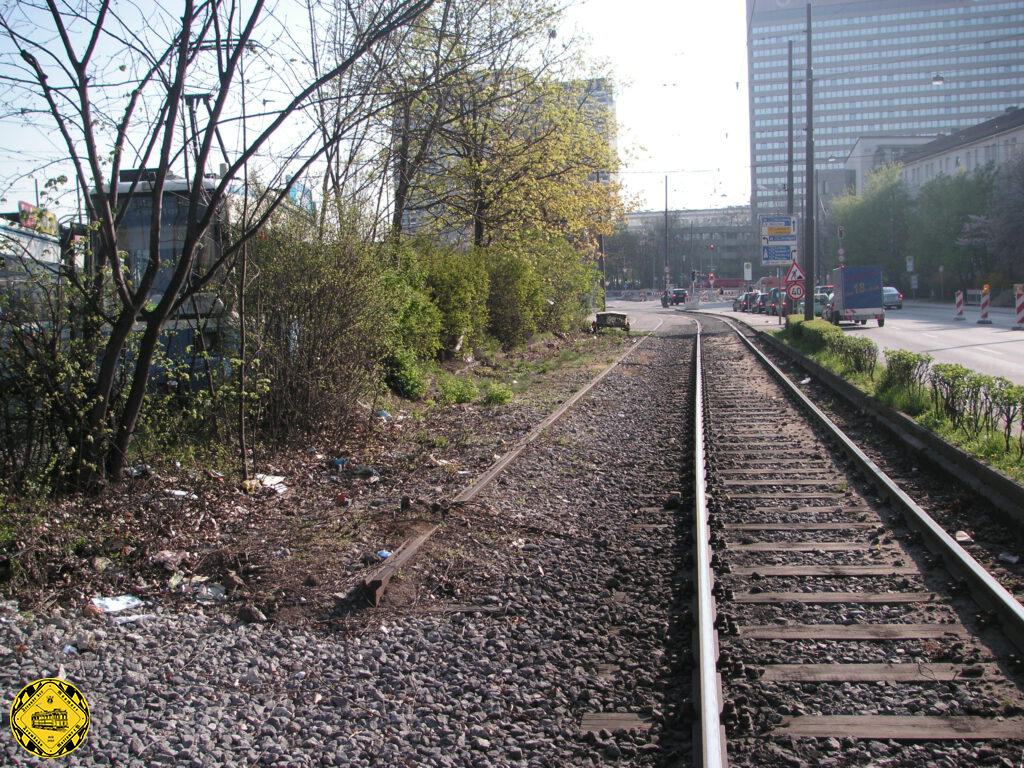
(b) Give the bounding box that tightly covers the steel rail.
[692,319,727,768]
[717,316,1024,656]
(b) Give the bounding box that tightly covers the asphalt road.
[606,298,1024,384]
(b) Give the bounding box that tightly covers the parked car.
[768,287,797,316]
[671,288,688,305]
[797,292,830,317]
[754,291,769,313]
[882,286,903,309]
[732,293,745,311]
[741,290,757,311]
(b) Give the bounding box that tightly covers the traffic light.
[691,270,696,282]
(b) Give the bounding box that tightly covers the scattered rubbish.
[90,594,144,613]
[335,492,351,507]
[799,377,811,385]
[376,550,392,560]
[352,465,379,478]
[226,571,246,591]
[82,603,105,619]
[954,530,973,544]
[112,614,157,625]
[92,556,113,573]
[255,473,288,494]
[206,469,225,481]
[168,571,185,590]
[429,455,451,467]
[62,644,78,656]
[195,582,227,602]
[166,489,199,500]
[241,478,261,493]
[998,552,1021,565]
[328,457,349,471]
[128,464,152,479]
[273,547,291,558]
[238,605,267,624]
[152,550,189,571]
[375,409,393,422]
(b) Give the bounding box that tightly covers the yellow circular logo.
[10,678,90,758]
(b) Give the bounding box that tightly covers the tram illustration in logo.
[9,678,90,758]
[31,707,70,731]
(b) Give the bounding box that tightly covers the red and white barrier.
[1014,289,1024,331]
[977,289,992,325]
[954,290,965,321]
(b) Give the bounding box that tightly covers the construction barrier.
[977,288,992,325]
[954,290,965,321]
[1014,288,1024,331]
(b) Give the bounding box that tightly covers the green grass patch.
[480,382,514,405]
[777,316,1024,486]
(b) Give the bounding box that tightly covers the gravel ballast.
[1,329,697,767]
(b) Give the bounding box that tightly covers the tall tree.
[985,155,1024,285]
[907,165,994,293]
[831,164,911,286]
[0,0,432,485]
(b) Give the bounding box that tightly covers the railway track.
[691,313,1024,767]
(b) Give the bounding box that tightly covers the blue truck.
[824,265,885,327]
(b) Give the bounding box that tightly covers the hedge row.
[787,318,878,377]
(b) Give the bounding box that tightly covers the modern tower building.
[746,0,1024,221]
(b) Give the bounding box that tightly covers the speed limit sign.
[788,282,805,300]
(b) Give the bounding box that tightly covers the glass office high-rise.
[746,0,1024,221]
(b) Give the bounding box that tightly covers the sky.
[562,0,752,213]
[0,0,754,219]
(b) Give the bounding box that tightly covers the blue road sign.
[762,244,795,266]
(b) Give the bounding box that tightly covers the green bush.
[529,233,597,333]
[395,286,442,361]
[879,349,932,395]
[788,318,842,352]
[384,348,427,400]
[480,382,513,405]
[487,246,543,348]
[437,374,479,404]
[423,244,489,356]
[832,334,878,377]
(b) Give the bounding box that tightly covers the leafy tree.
[427,75,621,247]
[0,0,432,486]
[908,165,994,295]
[831,165,911,286]
[985,155,1024,285]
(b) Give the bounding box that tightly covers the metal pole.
[803,3,815,321]
[664,175,669,293]
[598,233,606,311]
[778,266,782,325]
[787,41,794,216]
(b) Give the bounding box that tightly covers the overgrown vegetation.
[778,318,1024,483]
[0,0,618,500]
